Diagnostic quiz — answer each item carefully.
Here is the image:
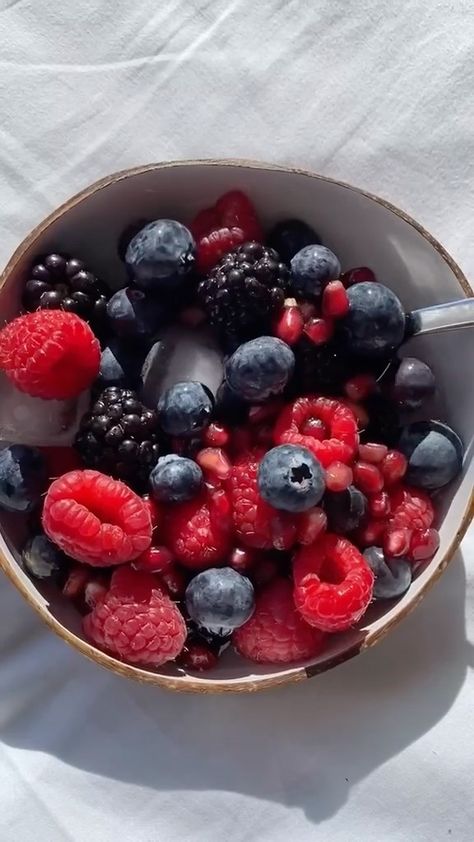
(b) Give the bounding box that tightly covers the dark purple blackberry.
[75,387,160,489]
[197,241,290,349]
[291,338,349,396]
[23,253,110,331]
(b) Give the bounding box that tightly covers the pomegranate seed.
[297,506,327,545]
[229,547,257,573]
[304,316,334,345]
[341,266,377,287]
[353,461,384,493]
[384,528,412,558]
[300,301,317,321]
[326,461,353,492]
[196,447,232,480]
[270,512,297,550]
[301,417,327,440]
[202,422,230,448]
[179,306,206,327]
[409,528,440,562]
[273,302,304,345]
[84,577,108,608]
[344,374,377,402]
[341,399,369,428]
[358,442,388,463]
[322,280,350,318]
[178,642,218,671]
[368,490,391,519]
[356,520,386,547]
[208,486,232,529]
[62,564,90,599]
[248,400,284,425]
[251,556,280,586]
[142,495,161,532]
[160,565,188,599]
[134,545,174,573]
[381,450,408,485]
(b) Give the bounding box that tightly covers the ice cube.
[0,372,89,447]
[140,325,224,408]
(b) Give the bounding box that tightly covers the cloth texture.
[1,2,474,840]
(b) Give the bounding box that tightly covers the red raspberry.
[293,533,374,632]
[381,450,408,485]
[233,579,326,664]
[303,316,334,345]
[0,310,100,400]
[141,495,161,532]
[353,461,384,494]
[83,566,186,667]
[341,266,377,287]
[344,374,377,402]
[274,396,358,468]
[228,451,297,550]
[387,485,434,531]
[192,191,263,272]
[42,469,152,566]
[190,207,220,239]
[273,302,304,345]
[215,190,263,241]
[322,280,349,318]
[196,227,246,273]
[162,486,232,569]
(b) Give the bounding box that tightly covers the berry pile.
[0,190,465,673]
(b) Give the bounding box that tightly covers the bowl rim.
[0,157,473,694]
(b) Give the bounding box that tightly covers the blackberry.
[75,387,160,489]
[197,241,290,349]
[292,337,349,396]
[22,253,110,332]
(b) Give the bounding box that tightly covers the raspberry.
[42,469,152,566]
[192,191,263,272]
[190,207,219,239]
[162,486,232,569]
[293,533,374,632]
[0,310,100,400]
[322,280,349,318]
[273,301,304,345]
[341,266,377,287]
[215,190,263,240]
[228,451,297,550]
[381,450,408,485]
[303,316,334,345]
[83,566,186,667]
[353,461,384,494]
[233,579,326,664]
[196,227,246,273]
[274,397,358,468]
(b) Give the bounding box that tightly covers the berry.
[391,357,435,410]
[341,282,405,356]
[97,340,146,390]
[322,280,349,318]
[325,462,353,492]
[195,227,246,273]
[233,579,325,664]
[22,533,66,580]
[106,287,166,342]
[273,300,304,345]
[380,449,407,485]
[398,420,463,490]
[162,486,232,569]
[387,484,434,531]
[142,494,161,531]
[83,566,186,666]
[267,219,321,264]
[75,387,160,489]
[0,310,100,400]
[22,253,110,330]
[292,338,349,395]
[192,191,263,272]
[225,337,295,402]
[125,219,195,290]
[257,444,325,513]
[133,545,174,573]
[274,396,358,468]
[303,316,334,345]
[293,533,374,632]
[363,547,412,599]
[42,469,152,566]
[344,374,377,402]
[323,485,367,533]
[149,455,203,503]
[157,381,214,437]
[290,244,341,298]
[198,242,290,348]
[202,422,230,448]
[353,461,384,494]
[0,445,46,513]
[177,641,218,671]
[409,528,440,562]
[185,567,255,635]
[341,266,376,287]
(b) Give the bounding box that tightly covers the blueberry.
[125,219,195,291]
[398,420,463,490]
[268,219,321,265]
[258,444,325,513]
[97,340,146,390]
[158,381,214,437]
[149,454,203,503]
[106,287,166,342]
[324,485,367,533]
[363,546,412,599]
[225,336,295,402]
[341,282,405,356]
[185,567,255,635]
[290,244,341,297]
[0,445,46,513]
[391,357,436,410]
[22,534,65,580]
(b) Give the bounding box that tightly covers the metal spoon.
[406,297,474,338]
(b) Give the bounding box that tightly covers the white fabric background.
[0,1,473,839]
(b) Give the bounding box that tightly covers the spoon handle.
[406,297,474,337]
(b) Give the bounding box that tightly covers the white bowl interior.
[0,162,472,689]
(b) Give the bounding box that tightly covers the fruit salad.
[0,190,464,671]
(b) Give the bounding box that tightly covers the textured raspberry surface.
[293,533,374,632]
[162,486,232,569]
[0,310,100,399]
[192,190,263,272]
[274,396,358,468]
[233,578,326,664]
[196,227,246,273]
[83,566,186,667]
[42,470,152,566]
